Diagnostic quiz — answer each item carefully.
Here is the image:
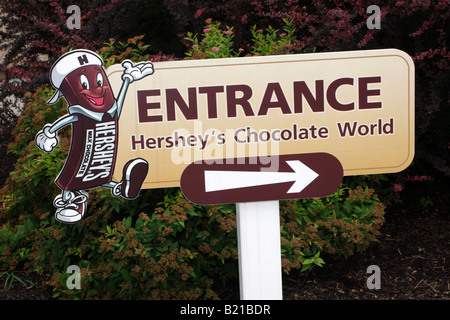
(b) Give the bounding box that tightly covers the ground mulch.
[282,179,449,300]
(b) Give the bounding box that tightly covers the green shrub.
[185,18,301,59]
[0,30,386,299]
[50,191,239,299]
[280,186,385,273]
[249,18,301,56]
[98,35,152,68]
[185,18,241,59]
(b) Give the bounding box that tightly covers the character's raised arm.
[115,77,130,118]
[35,114,78,153]
[116,60,154,118]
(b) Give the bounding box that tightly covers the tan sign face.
[107,49,414,189]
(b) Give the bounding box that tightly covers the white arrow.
[204,160,319,194]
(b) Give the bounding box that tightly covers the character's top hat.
[47,49,103,104]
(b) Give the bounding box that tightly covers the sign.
[107,49,414,190]
[105,49,414,300]
[180,153,343,205]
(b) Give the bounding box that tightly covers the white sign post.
[182,153,339,300]
[236,200,283,300]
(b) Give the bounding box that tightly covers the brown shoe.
[117,158,148,199]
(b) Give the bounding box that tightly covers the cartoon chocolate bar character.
[35,49,154,223]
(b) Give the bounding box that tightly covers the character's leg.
[103,181,123,198]
[62,190,72,202]
[53,190,88,224]
[109,158,148,200]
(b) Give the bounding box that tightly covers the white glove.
[121,60,154,83]
[35,124,59,153]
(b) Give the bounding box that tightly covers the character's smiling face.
[80,71,104,105]
[61,65,114,112]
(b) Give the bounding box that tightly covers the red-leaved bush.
[0,0,179,136]
[165,0,449,177]
[0,0,181,186]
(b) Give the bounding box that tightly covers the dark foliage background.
[1,0,448,184]
[163,0,450,178]
[0,0,181,141]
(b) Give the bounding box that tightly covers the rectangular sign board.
[107,49,414,189]
[180,153,344,205]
